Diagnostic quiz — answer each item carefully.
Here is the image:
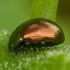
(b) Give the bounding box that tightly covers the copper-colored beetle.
[8,18,65,55]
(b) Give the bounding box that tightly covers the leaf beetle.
[8,18,65,56]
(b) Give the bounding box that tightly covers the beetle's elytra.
[8,18,65,55]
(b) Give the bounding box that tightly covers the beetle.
[8,18,65,56]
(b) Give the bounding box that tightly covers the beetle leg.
[9,44,21,57]
[13,51,20,57]
[40,41,47,50]
[45,43,54,50]
[21,45,27,53]
[29,43,39,53]
[13,47,21,57]
[41,41,52,50]
[13,41,27,57]
[31,47,38,53]
[19,41,27,53]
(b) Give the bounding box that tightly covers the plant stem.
[30,0,59,21]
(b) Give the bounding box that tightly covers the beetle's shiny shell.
[8,18,65,49]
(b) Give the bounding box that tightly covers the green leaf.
[30,0,59,21]
[0,30,70,70]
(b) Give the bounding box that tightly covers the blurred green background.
[0,0,32,31]
[0,0,70,45]
[56,0,70,45]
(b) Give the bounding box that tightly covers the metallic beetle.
[8,18,65,55]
